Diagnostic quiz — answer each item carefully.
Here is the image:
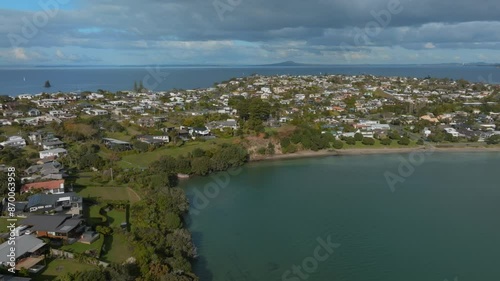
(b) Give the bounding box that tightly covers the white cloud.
[13,48,28,60]
[424,42,436,49]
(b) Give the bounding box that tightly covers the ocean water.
[182,152,500,281]
[1,65,499,96]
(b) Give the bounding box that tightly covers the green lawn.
[0,217,19,233]
[33,259,97,281]
[101,232,133,263]
[105,131,134,142]
[118,138,236,168]
[76,185,140,203]
[60,235,105,255]
[107,209,127,228]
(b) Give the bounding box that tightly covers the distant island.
[259,61,322,67]
[44,80,51,88]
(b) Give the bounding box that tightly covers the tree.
[486,134,500,145]
[332,140,344,149]
[398,136,411,146]
[354,133,363,142]
[362,137,375,145]
[380,138,392,146]
[345,137,356,145]
[96,225,113,236]
[191,156,211,175]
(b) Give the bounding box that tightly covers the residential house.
[0,235,47,272]
[19,214,85,240]
[137,135,170,145]
[206,119,239,131]
[0,136,26,149]
[102,138,133,150]
[0,119,12,126]
[189,127,211,137]
[136,117,155,127]
[24,161,64,181]
[39,148,67,159]
[26,192,83,215]
[27,108,41,117]
[21,180,65,194]
[41,138,64,150]
[87,109,109,116]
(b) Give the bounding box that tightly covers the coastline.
[249,146,500,162]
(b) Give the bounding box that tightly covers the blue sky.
[0,0,499,65]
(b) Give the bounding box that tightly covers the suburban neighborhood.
[0,73,499,280]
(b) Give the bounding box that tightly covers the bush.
[416,139,424,145]
[380,138,392,146]
[332,140,344,149]
[362,137,375,145]
[398,136,411,146]
[354,133,363,142]
[345,137,356,145]
[486,135,500,145]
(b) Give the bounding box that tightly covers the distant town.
[0,73,499,280]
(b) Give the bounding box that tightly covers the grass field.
[118,138,236,168]
[76,185,141,203]
[107,209,127,228]
[0,217,18,233]
[60,235,105,255]
[33,259,97,281]
[101,232,133,263]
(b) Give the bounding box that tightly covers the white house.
[0,136,26,148]
[39,148,67,159]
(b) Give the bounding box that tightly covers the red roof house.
[21,180,65,194]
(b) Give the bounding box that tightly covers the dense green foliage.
[486,135,500,145]
[130,188,198,281]
[279,126,335,153]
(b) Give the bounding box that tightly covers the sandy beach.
[250,145,500,162]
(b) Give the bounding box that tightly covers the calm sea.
[182,152,500,281]
[1,65,499,96]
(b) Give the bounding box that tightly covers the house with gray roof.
[26,192,82,215]
[0,235,47,272]
[20,215,85,241]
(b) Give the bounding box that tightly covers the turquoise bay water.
[182,152,500,281]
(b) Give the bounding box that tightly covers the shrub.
[332,140,344,149]
[362,137,375,145]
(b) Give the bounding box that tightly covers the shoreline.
[249,146,500,162]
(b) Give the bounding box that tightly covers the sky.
[0,0,499,65]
